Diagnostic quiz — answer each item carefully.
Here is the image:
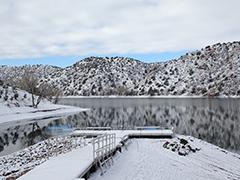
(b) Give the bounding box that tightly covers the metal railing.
[135,126,172,130]
[86,127,112,131]
[92,133,116,175]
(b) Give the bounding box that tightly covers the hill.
[1,41,240,96]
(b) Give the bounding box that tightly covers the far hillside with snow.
[1,41,240,96]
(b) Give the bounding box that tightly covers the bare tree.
[17,69,62,108]
[17,69,39,107]
[42,84,63,104]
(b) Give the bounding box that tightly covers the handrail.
[92,133,116,175]
[92,133,116,159]
[86,127,112,130]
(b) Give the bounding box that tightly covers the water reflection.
[60,98,240,152]
[0,98,239,156]
[0,118,73,156]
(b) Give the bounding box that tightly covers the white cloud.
[0,0,240,58]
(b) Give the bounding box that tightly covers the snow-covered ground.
[90,137,240,180]
[0,102,86,124]
[12,129,240,180]
[17,129,173,180]
[0,84,87,124]
[0,135,90,179]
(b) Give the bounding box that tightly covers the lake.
[0,98,240,156]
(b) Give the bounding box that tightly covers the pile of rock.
[163,137,200,156]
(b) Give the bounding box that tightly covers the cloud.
[0,0,240,58]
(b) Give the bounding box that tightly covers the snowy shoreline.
[0,84,88,125]
[0,103,88,125]
[61,95,240,99]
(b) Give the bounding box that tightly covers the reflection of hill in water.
[61,98,240,152]
[0,117,71,156]
[0,98,240,155]
[0,122,46,156]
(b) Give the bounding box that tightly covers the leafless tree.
[17,69,62,108]
[43,84,63,104]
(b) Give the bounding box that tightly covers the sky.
[0,0,240,67]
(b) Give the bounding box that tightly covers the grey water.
[0,98,240,156]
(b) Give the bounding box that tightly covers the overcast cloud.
[0,0,240,58]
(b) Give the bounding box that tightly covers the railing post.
[92,133,116,174]
[93,138,95,159]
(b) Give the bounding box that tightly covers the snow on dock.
[18,129,174,180]
[89,138,240,180]
[12,129,240,180]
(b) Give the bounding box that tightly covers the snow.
[1,41,240,96]
[16,130,240,180]
[89,137,240,180]
[0,136,90,179]
[16,129,173,180]
[0,103,87,124]
[0,84,88,124]
[18,143,94,180]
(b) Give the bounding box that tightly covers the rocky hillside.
[40,56,154,96]
[139,42,240,96]
[1,41,240,96]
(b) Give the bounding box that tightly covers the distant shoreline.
[61,95,240,99]
[0,104,88,125]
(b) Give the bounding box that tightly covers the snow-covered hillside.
[139,41,240,96]
[0,83,85,124]
[41,56,153,96]
[0,83,36,109]
[1,41,240,96]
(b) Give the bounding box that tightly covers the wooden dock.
[19,129,174,180]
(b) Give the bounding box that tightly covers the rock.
[163,141,169,148]
[178,148,187,156]
[163,138,200,156]
[6,177,16,180]
[179,138,188,145]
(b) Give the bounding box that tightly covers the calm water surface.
[0,98,239,156]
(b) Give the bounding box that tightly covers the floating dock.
[19,129,174,180]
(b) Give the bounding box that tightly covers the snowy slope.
[1,41,240,96]
[0,84,85,124]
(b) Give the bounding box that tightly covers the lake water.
[0,98,240,156]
